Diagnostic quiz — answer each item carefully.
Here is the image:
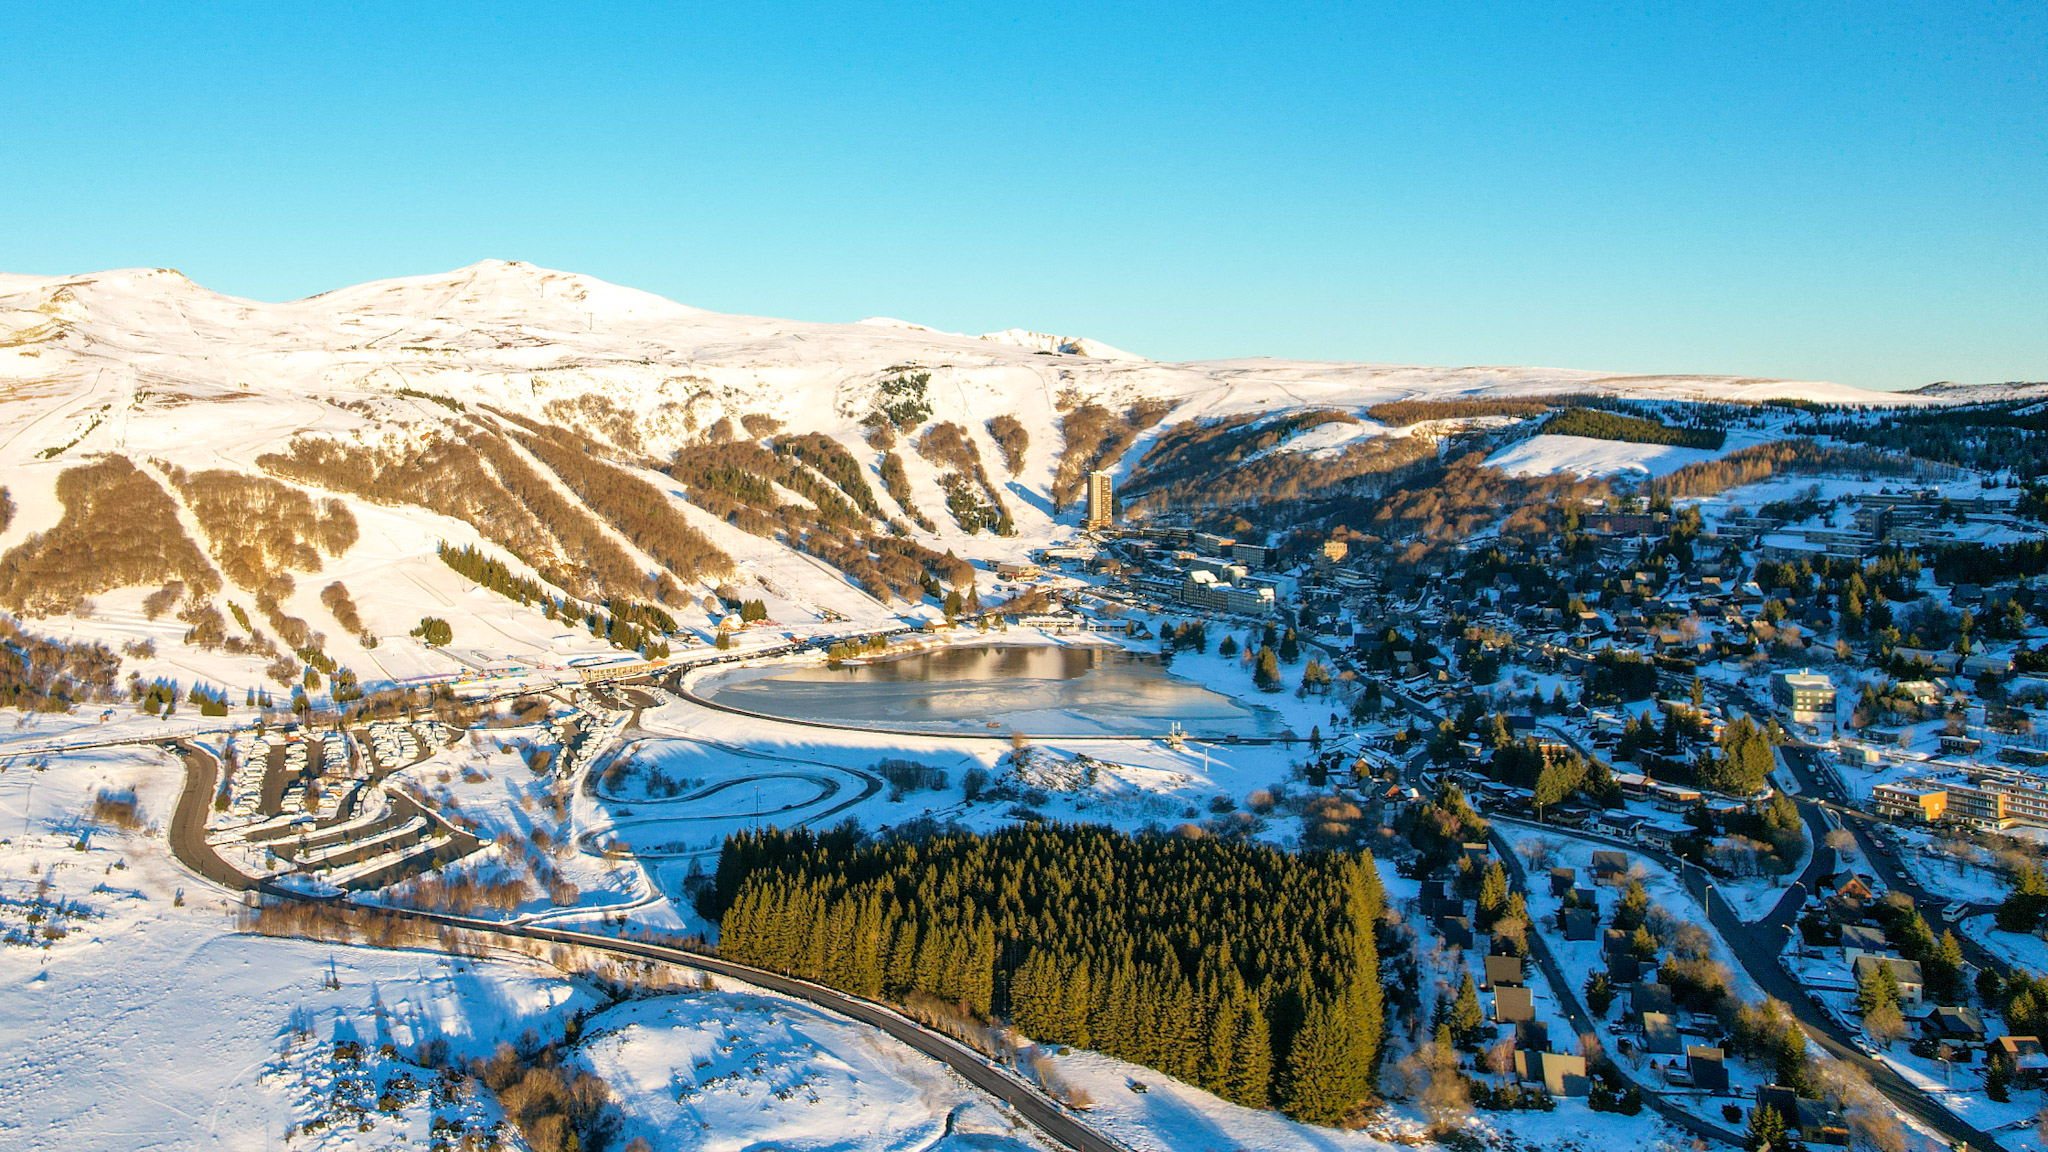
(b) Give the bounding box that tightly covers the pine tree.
[1930,931,1966,1001]
[1614,879,1649,930]
[1747,1102,1788,1151]
[1450,972,1484,1046]
[1278,994,1349,1124]
[1584,970,1614,1017]
[1225,990,1272,1107]
[1476,861,1508,928]
[1857,958,1901,1015]
[1254,647,1282,692]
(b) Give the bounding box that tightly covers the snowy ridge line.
[285,901,1131,1152]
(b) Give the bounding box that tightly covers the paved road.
[1414,687,2008,1152]
[165,739,274,895]
[1777,743,2013,983]
[409,910,1126,1152]
[1489,744,2008,1151]
[1487,825,1746,1148]
[163,739,1126,1152]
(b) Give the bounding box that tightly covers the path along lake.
[694,643,1287,737]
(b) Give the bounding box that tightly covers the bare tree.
[1519,837,1562,872]
[1864,1003,1907,1051]
[1396,1036,1472,1132]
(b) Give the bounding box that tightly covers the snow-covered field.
[1486,429,1773,480]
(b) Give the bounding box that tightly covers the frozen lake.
[695,643,1285,737]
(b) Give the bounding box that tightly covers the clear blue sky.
[3,3,2042,390]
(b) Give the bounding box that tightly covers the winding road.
[161,737,1127,1152]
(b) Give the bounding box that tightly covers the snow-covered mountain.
[0,259,1910,464]
[0,259,1929,695]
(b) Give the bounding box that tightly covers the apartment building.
[1872,769,2048,830]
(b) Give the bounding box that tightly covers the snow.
[585,991,1048,1152]
[0,259,1986,1150]
[0,258,1950,699]
[1961,912,2048,975]
[1486,430,1772,480]
[1026,1041,1695,1152]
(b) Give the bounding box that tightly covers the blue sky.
[2,3,2041,390]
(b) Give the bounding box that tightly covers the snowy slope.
[1485,429,1775,479]
[0,260,1936,695]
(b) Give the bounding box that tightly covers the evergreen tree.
[1988,1048,2014,1102]
[1998,861,2048,932]
[1614,880,1649,931]
[1279,994,1350,1124]
[1584,970,1615,1017]
[1747,1103,1788,1152]
[1449,972,1484,1046]
[1225,989,1272,1107]
[1476,861,1509,928]
[1929,931,1966,1002]
[1857,958,1901,1015]
[1254,647,1283,692]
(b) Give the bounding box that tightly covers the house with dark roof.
[1550,867,1577,898]
[1437,915,1474,951]
[1515,1049,1590,1096]
[1686,1046,1728,1092]
[1631,982,1676,1021]
[1921,1007,1985,1046]
[1642,1012,1682,1055]
[1853,956,1925,1004]
[1484,954,1526,989]
[1564,906,1598,941]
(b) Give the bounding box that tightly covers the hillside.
[0,260,1926,700]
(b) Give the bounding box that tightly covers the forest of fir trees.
[709,823,1387,1125]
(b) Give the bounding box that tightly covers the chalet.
[1839,923,1891,968]
[1515,1049,1590,1097]
[1642,1012,1683,1055]
[1995,1036,2048,1088]
[1853,956,1925,1004]
[1603,928,1630,960]
[1921,1006,1985,1047]
[1591,850,1631,884]
[1493,985,1534,1024]
[1563,907,1598,942]
[1686,1046,1729,1092]
[1631,982,1677,1021]
[1437,915,1475,951]
[1549,867,1577,898]
[1418,879,1448,916]
[1758,1086,1849,1147]
[1484,954,1526,989]
[1826,871,1876,904]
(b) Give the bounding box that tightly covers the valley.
[6,261,2048,1152]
